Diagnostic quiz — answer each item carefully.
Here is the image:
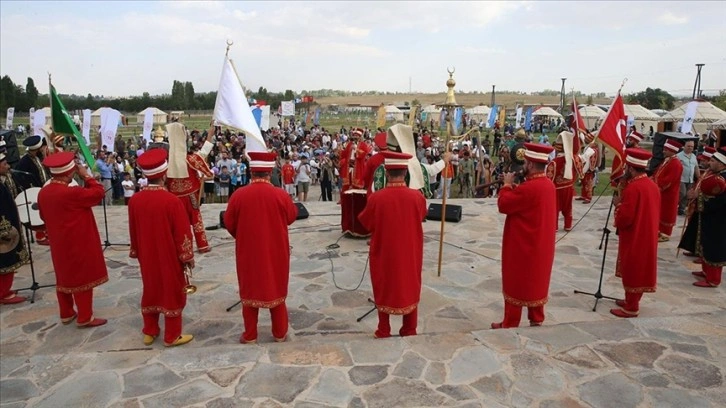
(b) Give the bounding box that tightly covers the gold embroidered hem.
[659,220,675,228]
[376,303,417,315]
[179,236,193,261]
[703,259,726,267]
[624,286,656,294]
[242,297,286,309]
[504,294,548,307]
[56,276,109,294]
[386,182,407,188]
[142,306,183,317]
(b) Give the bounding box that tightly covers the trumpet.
[183,264,197,295]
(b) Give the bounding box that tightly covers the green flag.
[50,84,95,170]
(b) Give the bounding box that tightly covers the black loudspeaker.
[1,130,20,168]
[295,202,309,220]
[426,203,462,223]
[219,211,226,229]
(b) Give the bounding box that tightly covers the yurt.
[578,105,605,130]
[136,107,168,125]
[385,105,404,122]
[466,105,491,122]
[661,101,726,135]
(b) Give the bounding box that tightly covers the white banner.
[260,105,271,131]
[142,108,154,143]
[99,107,121,153]
[29,107,35,129]
[281,101,295,117]
[33,109,46,137]
[681,101,698,134]
[515,106,523,129]
[212,55,266,152]
[627,115,635,131]
[82,109,92,145]
[6,107,14,129]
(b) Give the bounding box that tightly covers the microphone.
[10,169,32,176]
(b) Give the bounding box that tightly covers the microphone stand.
[101,185,129,251]
[15,186,55,303]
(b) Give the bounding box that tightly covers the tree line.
[1,74,724,115]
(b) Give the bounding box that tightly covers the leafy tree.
[284,89,295,101]
[184,82,195,109]
[586,95,594,105]
[0,75,18,112]
[171,80,185,109]
[25,77,39,109]
[625,87,675,110]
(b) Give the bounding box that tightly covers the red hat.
[381,151,412,170]
[663,139,683,153]
[714,146,726,166]
[137,148,168,179]
[350,128,364,138]
[43,152,77,176]
[523,142,554,163]
[248,151,277,172]
[628,131,644,143]
[624,148,652,170]
[374,132,387,150]
[700,173,726,195]
[699,146,717,162]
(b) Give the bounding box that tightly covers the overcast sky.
[1,1,724,98]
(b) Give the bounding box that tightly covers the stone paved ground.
[1,197,724,407]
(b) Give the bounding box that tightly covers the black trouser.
[321,179,333,201]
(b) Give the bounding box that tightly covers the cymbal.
[0,226,20,254]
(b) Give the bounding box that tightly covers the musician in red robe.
[339,128,371,237]
[363,132,388,195]
[224,152,298,344]
[0,147,28,305]
[610,132,643,187]
[358,151,427,338]
[611,148,660,318]
[38,152,108,327]
[577,143,600,204]
[688,148,726,287]
[678,147,716,262]
[165,123,214,253]
[546,135,575,231]
[492,143,557,329]
[652,139,683,242]
[129,149,195,347]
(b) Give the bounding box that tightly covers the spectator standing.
[676,140,698,215]
[121,172,135,205]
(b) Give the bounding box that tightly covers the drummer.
[0,144,28,305]
[15,135,51,245]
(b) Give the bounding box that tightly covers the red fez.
[249,151,277,172]
[523,142,554,164]
[703,146,717,158]
[137,148,168,179]
[625,148,652,169]
[663,139,683,153]
[381,150,412,170]
[350,128,364,138]
[700,173,726,195]
[374,132,387,150]
[42,152,76,176]
[628,131,644,143]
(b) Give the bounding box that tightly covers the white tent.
[422,104,441,114]
[385,105,404,122]
[578,105,605,129]
[466,105,491,121]
[136,107,168,125]
[532,106,563,119]
[661,101,726,135]
[623,104,662,137]
[91,107,125,127]
[708,118,726,130]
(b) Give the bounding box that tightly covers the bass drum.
[15,187,44,227]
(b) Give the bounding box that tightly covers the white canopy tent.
[466,105,491,121]
[91,107,125,127]
[532,106,563,119]
[707,118,726,130]
[385,105,404,122]
[136,107,168,125]
[623,104,662,137]
[578,105,605,129]
[661,101,726,135]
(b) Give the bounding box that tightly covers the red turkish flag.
[596,93,627,182]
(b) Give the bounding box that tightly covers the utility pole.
[491,85,496,106]
[409,76,412,93]
[692,64,705,99]
[559,78,567,113]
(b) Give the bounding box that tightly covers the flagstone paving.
[1,197,724,407]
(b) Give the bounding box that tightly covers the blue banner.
[454,107,463,131]
[524,107,533,131]
[487,105,499,128]
[251,107,262,127]
[314,107,320,126]
[439,109,446,129]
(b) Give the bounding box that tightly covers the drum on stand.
[15,187,44,228]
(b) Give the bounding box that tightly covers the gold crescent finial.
[225,39,234,57]
[447,66,455,76]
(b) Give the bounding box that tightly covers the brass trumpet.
[183,265,197,295]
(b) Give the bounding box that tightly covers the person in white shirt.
[121,172,136,205]
[296,154,312,202]
[137,174,148,191]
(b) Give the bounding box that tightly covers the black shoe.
[678,210,685,216]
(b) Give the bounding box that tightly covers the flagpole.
[436,68,459,278]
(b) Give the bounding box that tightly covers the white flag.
[142,108,154,143]
[99,107,121,153]
[29,107,35,129]
[681,101,698,134]
[213,55,266,152]
[281,101,295,117]
[33,109,46,137]
[515,106,523,129]
[82,109,92,144]
[260,105,271,131]
[6,108,14,129]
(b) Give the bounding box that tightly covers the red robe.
[498,173,556,306]
[128,185,194,317]
[546,155,574,229]
[363,152,386,195]
[358,182,427,314]
[580,148,599,201]
[652,156,683,235]
[38,178,108,293]
[339,140,370,236]
[224,179,298,308]
[166,153,214,250]
[614,174,660,293]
